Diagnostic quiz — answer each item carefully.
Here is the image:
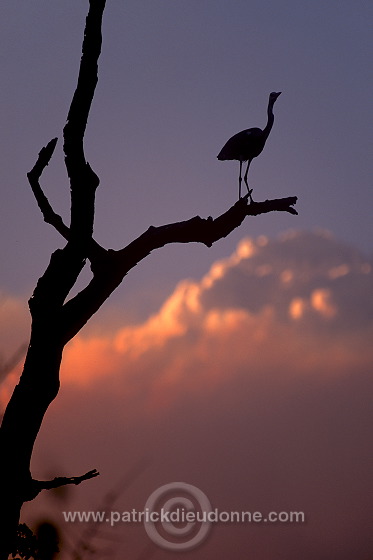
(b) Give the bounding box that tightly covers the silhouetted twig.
[24,470,100,502]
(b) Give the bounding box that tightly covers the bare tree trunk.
[0,1,105,555]
[0,1,297,556]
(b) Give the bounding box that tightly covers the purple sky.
[1,1,372,558]
[0,0,372,311]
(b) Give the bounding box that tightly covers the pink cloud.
[3,231,373,558]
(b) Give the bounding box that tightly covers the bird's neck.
[263,101,275,139]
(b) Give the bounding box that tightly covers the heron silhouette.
[217,91,281,200]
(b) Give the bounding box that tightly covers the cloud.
[57,229,373,393]
[3,230,373,559]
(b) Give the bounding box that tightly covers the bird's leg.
[239,160,243,199]
[244,160,254,203]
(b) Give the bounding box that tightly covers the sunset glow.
[1,0,372,556]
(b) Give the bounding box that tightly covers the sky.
[0,1,372,558]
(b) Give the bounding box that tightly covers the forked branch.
[27,139,297,262]
[27,140,298,340]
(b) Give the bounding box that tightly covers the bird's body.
[217,127,267,162]
[217,92,281,200]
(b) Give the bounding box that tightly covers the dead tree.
[0,1,297,556]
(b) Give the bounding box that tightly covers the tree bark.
[0,1,297,556]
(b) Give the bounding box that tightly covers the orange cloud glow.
[4,231,372,560]
[54,231,373,410]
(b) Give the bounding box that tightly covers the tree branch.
[27,138,69,240]
[24,469,99,502]
[26,137,106,264]
[26,0,108,312]
[59,194,298,341]
[27,139,297,288]
[63,0,106,247]
[27,156,298,340]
